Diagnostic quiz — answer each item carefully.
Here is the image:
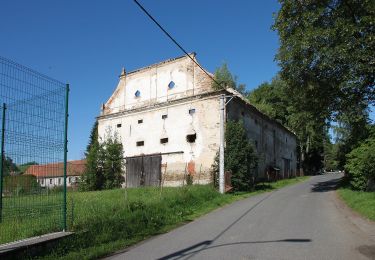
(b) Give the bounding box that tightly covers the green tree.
[273,0,375,175]
[334,107,371,169]
[248,76,326,175]
[212,63,247,95]
[18,161,38,174]
[212,120,258,191]
[248,76,289,125]
[80,123,124,191]
[3,156,19,175]
[80,121,103,191]
[273,0,374,123]
[345,125,375,191]
[101,131,125,189]
[85,120,99,156]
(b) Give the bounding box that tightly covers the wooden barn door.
[126,157,142,187]
[126,155,161,187]
[143,155,162,187]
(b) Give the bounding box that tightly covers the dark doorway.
[126,154,162,187]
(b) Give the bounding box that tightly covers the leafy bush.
[3,175,40,195]
[345,134,375,191]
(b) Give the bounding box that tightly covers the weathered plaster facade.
[98,54,297,186]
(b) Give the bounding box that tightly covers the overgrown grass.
[337,188,375,221]
[0,176,308,259]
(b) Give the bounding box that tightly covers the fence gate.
[0,56,69,245]
[126,155,161,187]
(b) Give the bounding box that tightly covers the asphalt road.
[106,174,375,260]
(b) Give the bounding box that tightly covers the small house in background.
[25,160,86,188]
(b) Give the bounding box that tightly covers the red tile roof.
[25,160,86,178]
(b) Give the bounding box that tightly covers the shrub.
[345,135,375,191]
[3,175,40,195]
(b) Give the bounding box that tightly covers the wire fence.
[0,56,68,244]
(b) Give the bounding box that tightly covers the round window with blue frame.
[168,81,175,89]
[135,90,141,98]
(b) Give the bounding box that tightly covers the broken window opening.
[189,108,196,115]
[186,134,197,143]
[162,114,168,119]
[160,138,168,144]
[135,90,141,97]
[117,123,122,128]
[138,119,143,124]
[136,141,144,147]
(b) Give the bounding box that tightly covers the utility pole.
[219,95,225,194]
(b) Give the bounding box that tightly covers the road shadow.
[311,177,342,192]
[157,238,312,260]
[156,192,311,260]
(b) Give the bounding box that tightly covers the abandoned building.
[97,53,297,187]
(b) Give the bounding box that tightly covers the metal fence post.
[0,103,6,223]
[63,84,69,231]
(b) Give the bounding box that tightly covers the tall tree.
[248,76,289,125]
[85,120,99,156]
[80,125,124,191]
[101,131,125,189]
[212,63,247,95]
[212,120,258,191]
[248,76,326,175]
[80,121,102,191]
[3,156,19,175]
[273,0,375,119]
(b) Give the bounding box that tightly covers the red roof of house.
[25,160,86,178]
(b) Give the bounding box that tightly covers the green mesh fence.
[0,56,68,244]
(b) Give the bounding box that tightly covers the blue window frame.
[135,90,141,97]
[168,81,175,89]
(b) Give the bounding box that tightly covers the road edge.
[332,190,375,242]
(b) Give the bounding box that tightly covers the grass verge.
[337,188,375,221]
[3,176,308,259]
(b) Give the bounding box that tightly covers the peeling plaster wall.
[98,96,220,186]
[226,99,297,179]
[102,55,212,115]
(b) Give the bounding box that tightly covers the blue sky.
[0,1,373,159]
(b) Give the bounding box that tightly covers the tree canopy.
[273,0,374,119]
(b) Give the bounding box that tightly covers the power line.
[133,0,223,88]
